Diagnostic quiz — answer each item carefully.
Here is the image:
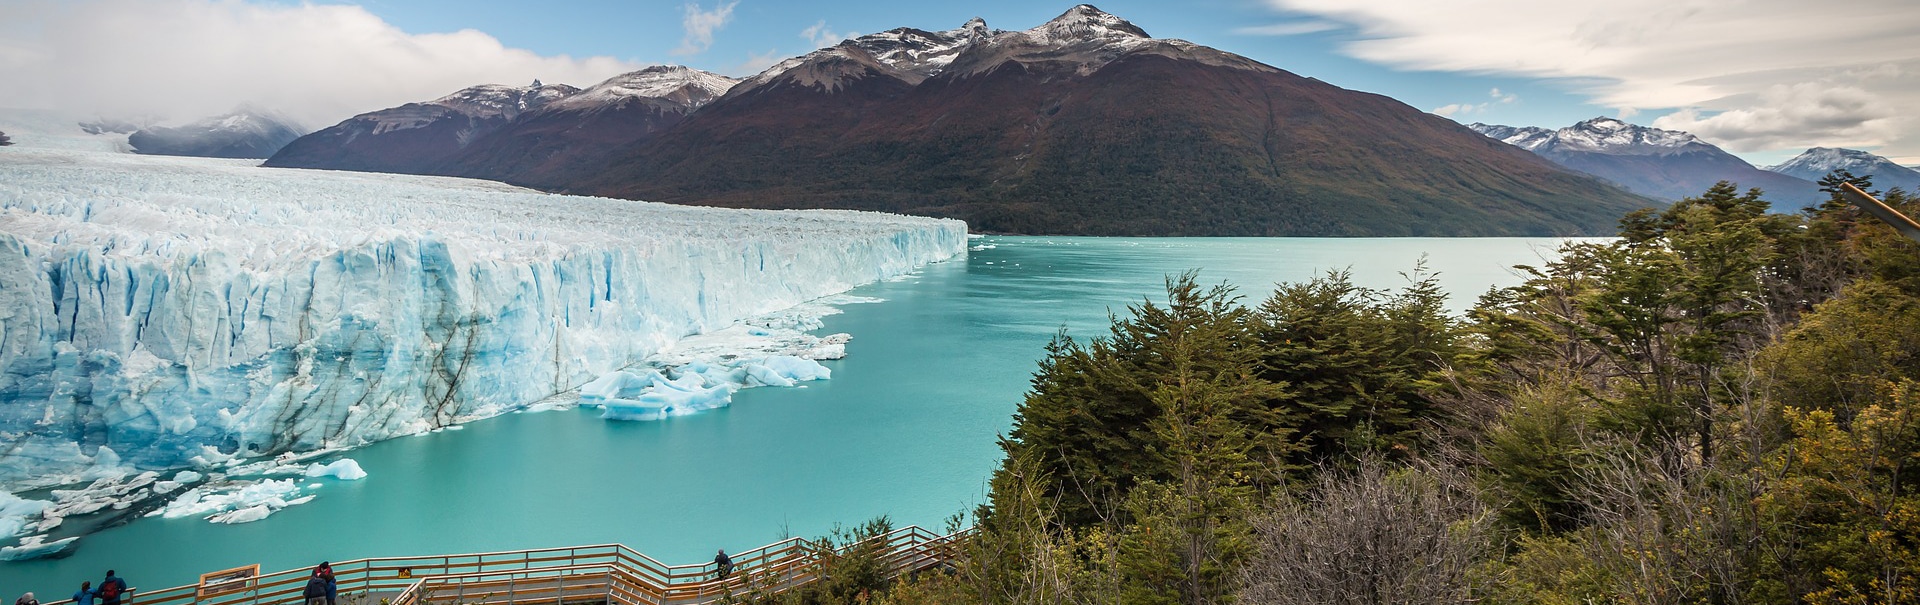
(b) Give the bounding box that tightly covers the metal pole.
[1840,182,1920,244]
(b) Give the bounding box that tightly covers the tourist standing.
[317,562,337,605]
[71,582,95,605]
[15,592,36,605]
[302,569,328,605]
[713,549,733,580]
[97,572,128,605]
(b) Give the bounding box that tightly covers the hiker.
[317,562,337,605]
[71,582,95,605]
[15,593,36,605]
[302,568,329,605]
[97,571,128,605]
[714,549,733,580]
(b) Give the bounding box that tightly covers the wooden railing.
[53,526,972,605]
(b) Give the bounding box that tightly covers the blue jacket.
[71,589,94,605]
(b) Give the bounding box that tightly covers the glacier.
[0,133,968,491]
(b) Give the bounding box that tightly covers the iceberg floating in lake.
[159,478,307,522]
[0,536,77,561]
[304,459,367,481]
[0,138,967,489]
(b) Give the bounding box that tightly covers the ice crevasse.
[0,147,968,489]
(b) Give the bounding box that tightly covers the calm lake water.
[0,236,1577,594]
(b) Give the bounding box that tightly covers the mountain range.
[1470,118,1822,205]
[1767,147,1920,193]
[126,110,304,159]
[266,5,1651,236]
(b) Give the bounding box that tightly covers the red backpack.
[99,580,122,600]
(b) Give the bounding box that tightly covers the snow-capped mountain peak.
[549,66,738,112]
[1550,117,1704,154]
[1767,146,1920,191]
[733,17,1003,94]
[430,82,580,120]
[1769,147,1878,174]
[962,16,990,37]
[1468,123,1554,151]
[1469,117,1826,202]
[1031,4,1150,41]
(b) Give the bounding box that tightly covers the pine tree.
[1816,170,1877,212]
[999,273,1290,526]
[1256,267,1461,463]
[0,130,12,146]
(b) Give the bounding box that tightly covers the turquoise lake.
[0,236,1579,594]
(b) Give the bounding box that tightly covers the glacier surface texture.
[0,145,967,490]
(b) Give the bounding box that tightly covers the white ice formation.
[0,116,968,491]
[160,478,310,523]
[304,458,367,481]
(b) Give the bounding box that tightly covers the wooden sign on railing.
[198,564,260,598]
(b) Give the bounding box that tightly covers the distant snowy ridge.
[1469,118,1710,157]
[730,4,1270,97]
[1468,117,1820,203]
[1767,147,1920,192]
[548,66,738,114]
[0,145,966,490]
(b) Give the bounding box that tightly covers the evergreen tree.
[1256,267,1461,463]
[1817,169,1877,209]
[999,273,1290,526]
[0,130,11,146]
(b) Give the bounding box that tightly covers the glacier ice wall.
[0,146,966,489]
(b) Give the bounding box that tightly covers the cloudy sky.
[2,0,1916,165]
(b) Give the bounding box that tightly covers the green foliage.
[767,516,898,605]
[1767,381,1920,605]
[1257,265,1463,462]
[1001,273,1292,526]
[1761,280,1920,424]
[946,179,1920,605]
[1477,379,1596,533]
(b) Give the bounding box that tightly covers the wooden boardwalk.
[53,526,971,605]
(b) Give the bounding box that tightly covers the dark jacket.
[303,577,328,601]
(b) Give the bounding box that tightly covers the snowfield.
[0,137,967,491]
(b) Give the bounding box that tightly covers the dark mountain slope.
[566,9,1647,236]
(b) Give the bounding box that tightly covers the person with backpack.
[301,568,328,605]
[71,582,95,605]
[317,562,337,605]
[97,572,127,605]
[713,549,733,580]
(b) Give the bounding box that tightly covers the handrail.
[51,525,974,605]
[1840,182,1920,244]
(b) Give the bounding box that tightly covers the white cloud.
[1652,83,1904,151]
[1232,20,1340,36]
[1260,0,1920,155]
[0,0,642,129]
[800,20,856,49]
[1432,88,1519,117]
[736,49,784,76]
[674,1,738,56]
